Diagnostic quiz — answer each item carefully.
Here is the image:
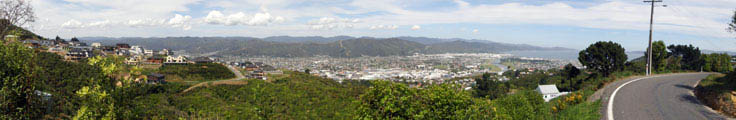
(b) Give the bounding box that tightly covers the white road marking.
[607,76,651,120]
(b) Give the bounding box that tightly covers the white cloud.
[126,19,166,27]
[369,25,398,30]
[204,10,286,26]
[168,14,193,30]
[350,1,734,38]
[308,17,360,30]
[61,19,84,29]
[411,25,421,30]
[87,20,112,28]
[454,0,470,8]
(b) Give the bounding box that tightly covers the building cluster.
[219,53,516,84]
[228,61,283,80]
[501,57,579,71]
[16,36,219,84]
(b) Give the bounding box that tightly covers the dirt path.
[181,64,246,93]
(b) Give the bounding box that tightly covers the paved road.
[605,73,728,120]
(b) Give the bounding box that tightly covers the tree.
[578,41,628,76]
[667,44,701,70]
[474,73,508,100]
[562,63,580,79]
[0,42,41,119]
[646,40,668,72]
[0,0,36,40]
[71,37,80,42]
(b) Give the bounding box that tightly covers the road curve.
[604,73,727,120]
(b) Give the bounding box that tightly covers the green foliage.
[491,90,550,120]
[550,92,585,113]
[647,40,668,72]
[555,100,601,120]
[695,73,736,117]
[356,81,418,119]
[357,81,497,119]
[474,73,509,99]
[578,41,628,76]
[158,63,235,81]
[667,44,701,70]
[115,71,367,119]
[0,42,42,119]
[563,63,580,79]
[701,53,733,73]
[73,85,114,120]
[33,52,111,118]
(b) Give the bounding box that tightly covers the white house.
[91,42,102,48]
[536,84,569,102]
[165,55,187,64]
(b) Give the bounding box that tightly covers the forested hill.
[81,36,572,57]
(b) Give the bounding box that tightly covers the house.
[91,42,102,48]
[159,48,173,56]
[191,56,213,63]
[251,70,267,80]
[146,73,166,84]
[144,49,154,56]
[22,40,55,46]
[130,46,143,55]
[244,64,259,71]
[100,46,116,54]
[536,84,569,102]
[116,49,131,56]
[4,35,18,41]
[65,47,93,60]
[145,56,165,64]
[125,55,143,65]
[116,43,131,50]
[165,55,188,64]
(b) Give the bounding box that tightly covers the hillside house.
[165,55,188,64]
[536,84,569,102]
[116,43,131,50]
[65,47,93,61]
[144,49,154,56]
[145,56,165,64]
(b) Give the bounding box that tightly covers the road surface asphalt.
[604,73,729,120]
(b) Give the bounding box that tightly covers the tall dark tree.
[667,44,701,70]
[562,63,580,79]
[578,41,628,76]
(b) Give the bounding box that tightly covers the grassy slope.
[157,63,235,82]
[695,73,736,117]
[123,71,368,119]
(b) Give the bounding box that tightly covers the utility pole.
[644,0,662,76]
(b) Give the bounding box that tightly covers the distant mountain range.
[80,36,573,57]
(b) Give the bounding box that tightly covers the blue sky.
[27,0,736,51]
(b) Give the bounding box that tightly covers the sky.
[26,0,736,51]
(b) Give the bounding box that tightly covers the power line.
[663,0,727,51]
